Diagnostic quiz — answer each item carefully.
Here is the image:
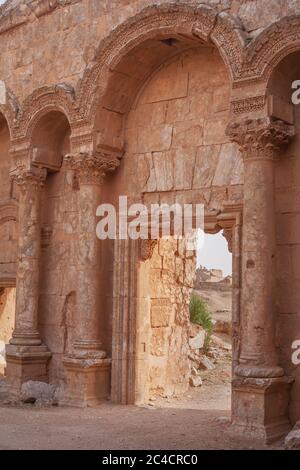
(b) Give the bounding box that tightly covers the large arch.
[240,15,300,85]
[77,3,245,127]
[13,85,76,143]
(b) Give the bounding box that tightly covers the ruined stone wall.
[148,238,195,398]
[135,238,195,401]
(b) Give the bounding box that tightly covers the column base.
[231,376,294,444]
[5,344,52,398]
[62,356,111,407]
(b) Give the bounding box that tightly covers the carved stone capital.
[10,165,47,190]
[65,147,122,186]
[227,118,294,161]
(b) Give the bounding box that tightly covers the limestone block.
[138,124,173,153]
[193,145,220,189]
[136,101,167,128]
[199,356,215,370]
[150,328,168,357]
[203,119,228,146]
[213,143,240,187]
[152,151,174,191]
[238,0,284,32]
[166,97,191,123]
[189,374,202,387]
[189,92,214,120]
[174,148,196,190]
[140,59,188,104]
[21,380,57,405]
[172,120,203,149]
[151,300,170,328]
[212,86,230,113]
[285,429,300,449]
[189,331,205,350]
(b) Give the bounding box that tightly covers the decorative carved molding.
[227,118,295,161]
[210,12,245,79]
[231,95,266,115]
[65,147,122,186]
[77,3,245,122]
[239,15,300,84]
[15,85,76,141]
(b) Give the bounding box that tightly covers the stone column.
[5,165,51,395]
[62,149,121,406]
[227,118,294,443]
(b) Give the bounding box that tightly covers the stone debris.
[284,422,300,449]
[198,355,215,371]
[21,381,58,406]
[189,330,205,350]
[189,374,202,387]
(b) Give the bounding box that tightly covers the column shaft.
[228,118,294,378]
[10,167,47,346]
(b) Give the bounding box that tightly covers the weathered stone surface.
[284,426,300,449]
[189,331,205,350]
[189,374,203,387]
[199,356,216,371]
[21,381,57,405]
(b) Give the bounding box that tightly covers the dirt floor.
[0,356,282,450]
[0,401,281,450]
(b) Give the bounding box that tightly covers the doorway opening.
[187,230,232,412]
[133,228,233,414]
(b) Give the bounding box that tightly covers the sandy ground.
[0,356,281,450]
[0,401,279,450]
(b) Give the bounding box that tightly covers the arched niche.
[31,110,71,172]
